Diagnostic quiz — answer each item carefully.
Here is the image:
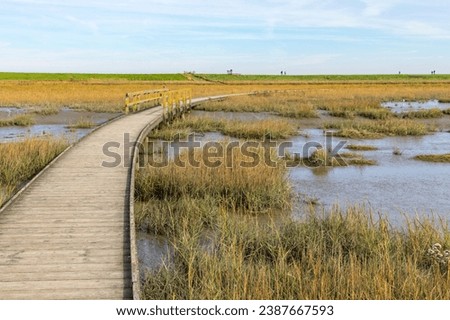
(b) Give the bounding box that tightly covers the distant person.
[284,71,287,75]
[398,71,401,75]
[281,71,283,75]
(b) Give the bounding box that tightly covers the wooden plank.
[0,96,204,300]
[0,288,132,300]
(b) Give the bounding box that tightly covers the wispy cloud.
[0,0,449,73]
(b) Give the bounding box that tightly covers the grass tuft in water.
[0,114,35,127]
[414,153,450,163]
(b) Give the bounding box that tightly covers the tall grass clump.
[136,144,291,212]
[345,144,378,151]
[414,153,450,163]
[68,117,96,129]
[197,92,318,118]
[0,114,35,127]
[398,108,443,119]
[142,205,450,299]
[324,119,429,138]
[149,116,298,140]
[0,137,68,206]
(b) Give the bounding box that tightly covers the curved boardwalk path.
[0,97,212,299]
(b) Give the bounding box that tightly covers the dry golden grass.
[149,116,299,140]
[345,144,379,151]
[324,119,429,138]
[142,206,450,299]
[0,137,68,206]
[398,108,444,119]
[0,114,35,127]
[136,144,291,212]
[68,117,96,129]
[197,92,318,118]
[1,81,450,113]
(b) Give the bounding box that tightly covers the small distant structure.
[431,70,436,75]
[398,71,401,75]
[226,69,241,76]
[280,71,287,75]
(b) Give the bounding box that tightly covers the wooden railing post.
[124,88,192,123]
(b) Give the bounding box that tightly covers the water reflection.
[382,99,450,113]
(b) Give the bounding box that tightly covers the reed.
[324,119,429,138]
[398,108,444,119]
[136,143,291,212]
[345,144,379,151]
[0,137,68,206]
[0,114,35,127]
[68,117,96,129]
[149,116,298,140]
[414,153,450,163]
[141,204,450,299]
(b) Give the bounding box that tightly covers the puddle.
[382,99,450,113]
[138,112,450,273]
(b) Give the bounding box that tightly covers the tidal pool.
[288,129,450,223]
[0,108,119,142]
[382,99,450,113]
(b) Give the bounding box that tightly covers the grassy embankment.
[0,138,68,206]
[136,145,450,299]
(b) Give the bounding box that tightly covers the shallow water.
[382,100,450,113]
[0,108,118,142]
[288,129,450,223]
[137,231,172,279]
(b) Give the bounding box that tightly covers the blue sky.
[0,0,449,74]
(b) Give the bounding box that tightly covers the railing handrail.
[124,88,192,114]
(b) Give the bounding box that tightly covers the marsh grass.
[68,117,96,129]
[141,201,450,299]
[398,108,444,119]
[149,116,299,140]
[414,153,450,163]
[32,106,60,116]
[197,93,318,118]
[324,119,428,138]
[2,80,450,114]
[136,144,291,212]
[0,137,68,206]
[0,114,35,127]
[298,149,376,167]
[345,144,379,151]
[357,108,392,120]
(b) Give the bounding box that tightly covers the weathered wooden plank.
[0,96,209,299]
[0,288,133,300]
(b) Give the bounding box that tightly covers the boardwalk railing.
[124,88,192,121]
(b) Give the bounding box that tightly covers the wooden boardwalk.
[0,104,171,299]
